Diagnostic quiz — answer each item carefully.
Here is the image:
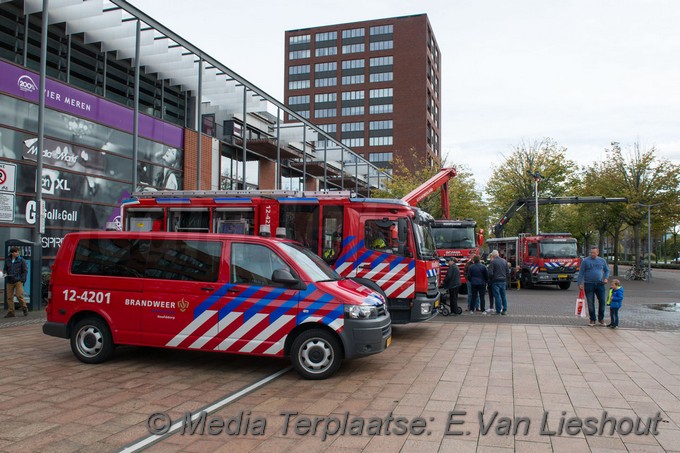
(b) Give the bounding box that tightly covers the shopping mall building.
[0,0,391,292]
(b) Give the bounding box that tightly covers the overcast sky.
[128,0,680,191]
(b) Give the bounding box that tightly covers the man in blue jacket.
[577,246,609,326]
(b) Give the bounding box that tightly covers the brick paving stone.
[0,269,679,452]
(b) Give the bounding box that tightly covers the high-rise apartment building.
[284,14,441,175]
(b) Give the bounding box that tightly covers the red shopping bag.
[575,288,587,318]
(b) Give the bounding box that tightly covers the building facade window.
[315,62,337,73]
[289,49,310,60]
[341,106,365,116]
[369,104,393,114]
[370,25,393,35]
[342,44,365,54]
[314,108,337,118]
[289,64,311,75]
[315,77,337,88]
[342,75,365,85]
[342,28,365,39]
[369,136,393,146]
[369,72,393,83]
[316,31,337,42]
[369,120,393,130]
[341,137,364,147]
[315,93,337,103]
[370,40,393,51]
[289,34,311,45]
[342,90,365,101]
[288,95,310,105]
[341,122,364,132]
[289,79,310,90]
[342,59,365,70]
[315,47,338,57]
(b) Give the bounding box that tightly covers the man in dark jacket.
[441,257,461,314]
[3,247,28,317]
[467,255,488,313]
[488,250,509,315]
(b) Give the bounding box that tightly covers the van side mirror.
[272,269,299,285]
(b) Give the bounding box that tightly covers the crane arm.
[401,167,457,219]
[492,196,629,236]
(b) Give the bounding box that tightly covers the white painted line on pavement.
[118,366,291,453]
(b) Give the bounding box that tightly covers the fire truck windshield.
[433,227,476,249]
[278,242,341,282]
[539,241,578,259]
[413,220,437,260]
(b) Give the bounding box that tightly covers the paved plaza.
[0,267,679,452]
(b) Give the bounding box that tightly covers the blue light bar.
[156,198,191,204]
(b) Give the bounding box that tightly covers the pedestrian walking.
[577,246,610,326]
[464,260,479,312]
[3,246,29,318]
[488,250,509,315]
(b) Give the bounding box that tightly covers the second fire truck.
[485,233,580,290]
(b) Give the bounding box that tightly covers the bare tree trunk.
[613,229,621,276]
[633,223,641,267]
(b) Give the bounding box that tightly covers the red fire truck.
[401,168,483,290]
[121,190,441,324]
[485,233,580,290]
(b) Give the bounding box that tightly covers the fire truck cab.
[121,190,441,324]
[486,233,580,290]
[432,219,483,291]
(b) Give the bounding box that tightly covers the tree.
[606,142,680,268]
[486,138,578,236]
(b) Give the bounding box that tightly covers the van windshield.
[278,242,340,282]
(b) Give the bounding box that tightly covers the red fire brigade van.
[42,231,392,380]
[120,190,441,324]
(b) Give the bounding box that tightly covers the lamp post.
[635,203,661,283]
[527,171,543,235]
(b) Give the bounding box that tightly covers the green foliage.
[485,138,578,236]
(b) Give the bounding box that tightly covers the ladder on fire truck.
[131,189,355,199]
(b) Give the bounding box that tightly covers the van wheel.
[70,318,114,364]
[558,282,571,290]
[291,329,342,380]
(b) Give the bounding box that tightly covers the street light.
[527,171,543,235]
[634,202,661,283]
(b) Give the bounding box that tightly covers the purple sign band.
[0,60,183,148]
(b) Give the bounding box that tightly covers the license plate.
[386,336,392,348]
[558,274,568,279]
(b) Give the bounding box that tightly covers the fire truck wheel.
[70,317,114,364]
[521,270,534,289]
[558,282,571,290]
[291,329,342,380]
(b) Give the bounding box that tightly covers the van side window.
[71,238,221,282]
[146,239,221,282]
[72,238,146,277]
[231,243,292,287]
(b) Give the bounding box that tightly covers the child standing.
[607,279,624,328]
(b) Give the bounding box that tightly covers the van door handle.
[227,288,240,293]
[359,263,372,269]
[201,287,215,292]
